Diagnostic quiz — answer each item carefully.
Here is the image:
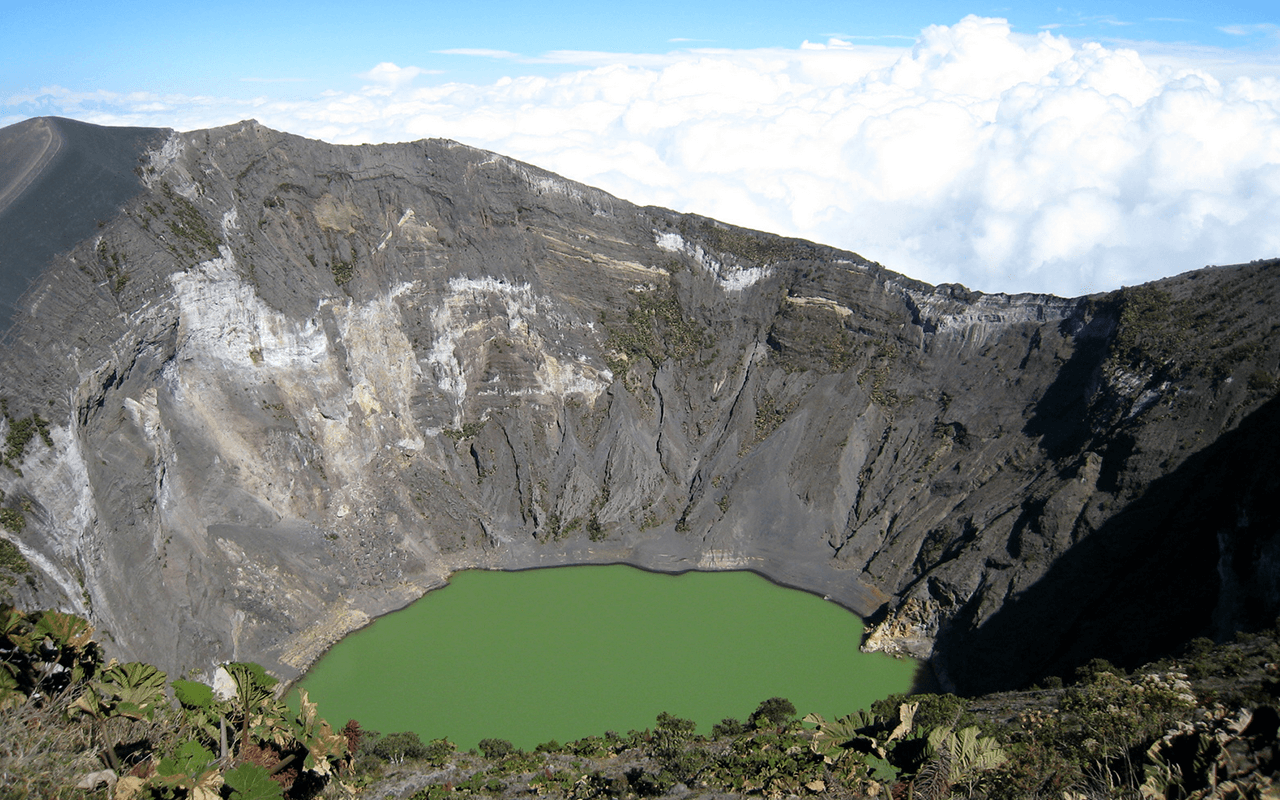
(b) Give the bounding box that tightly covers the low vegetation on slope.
[3,603,1279,799]
[0,605,346,799]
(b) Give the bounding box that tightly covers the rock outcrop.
[1,117,1277,694]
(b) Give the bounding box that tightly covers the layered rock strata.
[0,117,1276,693]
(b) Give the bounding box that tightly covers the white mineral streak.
[4,424,97,615]
[424,281,494,419]
[2,540,85,614]
[123,387,162,443]
[168,252,429,505]
[378,207,419,250]
[423,276,611,431]
[1127,381,1170,419]
[473,156,618,216]
[377,207,440,253]
[170,254,339,510]
[508,160,593,205]
[654,231,771,291]
[655,233,683,252]
[901,285,1078,349]
[697,549,751,569]
[1110,367,1149,396]
[786,295,853,318]
[527,172,584,202]
[220,206,238,237]
[141,133,184,188]
[170,253,329,375]
[536,353,611,397]
[330,282,423,450]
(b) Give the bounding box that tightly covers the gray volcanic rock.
[0,118,1277,694]
[0,117,165,330]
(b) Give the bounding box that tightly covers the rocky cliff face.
[1,117,1277,694]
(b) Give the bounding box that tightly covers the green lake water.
[293,565,917,750]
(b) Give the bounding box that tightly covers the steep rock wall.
[0,119,1276,693]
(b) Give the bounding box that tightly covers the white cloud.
[1218,23,1280,38]
[359,62,434,89]
[7,15,1280,297]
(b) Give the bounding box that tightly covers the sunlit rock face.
[1,117,1277,693]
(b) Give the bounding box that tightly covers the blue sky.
[7,0,1277,97]
[4,1,1279,296]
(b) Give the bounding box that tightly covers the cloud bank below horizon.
[7,16,1280,297]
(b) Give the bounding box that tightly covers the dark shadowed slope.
[934,391,1280,694]
[0,118,1276,694]
[0,117,166,331]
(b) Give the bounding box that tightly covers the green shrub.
[1248,370,1275,392]
[331,260,354,286]
[653,711,697,756]
[711,717,747,738]
[2,413,52,469]
[160,182,221,258]
[1109,285,1177,370]
[569,735,610,757]
[748,697,796,729]
[0,537,30,577]
[371,731,428,763]
[0,508,24,533]
[873,692,970,734]
[1052,671,1195,778]
[423,737,454,766]
[1074,656,1124,682]
[605,288,710,377]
